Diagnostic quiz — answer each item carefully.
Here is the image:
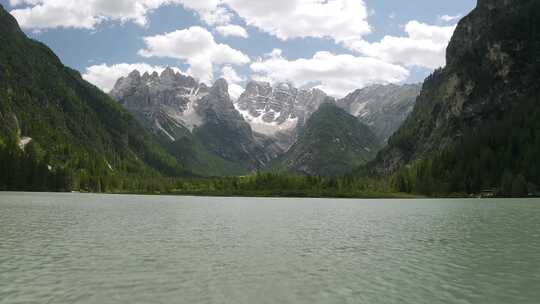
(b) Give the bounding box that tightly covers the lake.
[1,192,539,304]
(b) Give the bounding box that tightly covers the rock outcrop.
[337,84,421,143]
[234,81,329,150]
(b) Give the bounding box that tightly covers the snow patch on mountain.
[234,104,298,136]
[234,81,330,149]
[154,120,176,141]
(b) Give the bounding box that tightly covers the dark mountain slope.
[274,102,380,176]
[0,5,186,191]
[337,84,421,143]
[371,0,540,195]
[193,79,278,171]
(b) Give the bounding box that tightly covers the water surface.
[1,192,539,303]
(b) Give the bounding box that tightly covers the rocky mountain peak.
[210,78,230,98]
[109,68,280,173]
[128,70,141,79]
[0,4,23,36]
[446,0,531,67]
[159,67,177,85]
[110,68,210,135]
[234,81,329,150]
[242,80,272,96]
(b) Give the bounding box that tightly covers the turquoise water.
[1,192,539,303]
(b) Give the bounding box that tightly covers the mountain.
[371,0,540,196]
[190,79,280,171]
[337,84,421,143]
[110,68,208,137]
[111,73,421,176]
[111,71,280,175]
[235,81,419,150]
[0,5,186,191]
[273,102,380,176]
[234,81,329,150]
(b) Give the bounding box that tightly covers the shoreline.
[2,190,537,200]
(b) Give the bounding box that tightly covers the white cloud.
[82,63,182,92]
[10,0,102,29]
[197,6,232,26]
[138,26,250,84]
[221,0,370,43]
[220,65,243,83]
[10,0,458,91]
[8,0,229,29]
[346,21,456,69]
[220,65,245,99]
[9,0,371,43]
[215,24,248,38]
[10,0,370,47]
[439,14,461,22]
[250,49,409,97]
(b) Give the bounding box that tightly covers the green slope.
[147,113,247,176]
[0,5,186,191]
[274,103,380,176]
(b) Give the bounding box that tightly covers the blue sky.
[1,0,476,97]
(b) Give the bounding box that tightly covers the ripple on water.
[1,194,540,304]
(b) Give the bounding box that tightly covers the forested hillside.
[372,0,540,196]
[0,4,186,191]
[273,103,380,176]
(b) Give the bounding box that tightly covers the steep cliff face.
[193,79,281,170]
[234,81,329,150]
[111,68,208,135]
[337,84,421,143]
[373,0,540,174]
[371,0,540,194]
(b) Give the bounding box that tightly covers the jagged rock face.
[337,84,421,143]
[111,72,280,172]
[234,81,330,150]
[110,68,208,134]
[193,79,282,169]
[372,0,540,175]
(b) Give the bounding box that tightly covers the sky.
[1,0,476,98]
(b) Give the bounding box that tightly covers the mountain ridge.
[235,80,330,151]
[273,102,381,176]
[110,70,282,175]
[337,83,421,143]
[110,66,421,176]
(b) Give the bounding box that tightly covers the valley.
[1,0,539,197]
